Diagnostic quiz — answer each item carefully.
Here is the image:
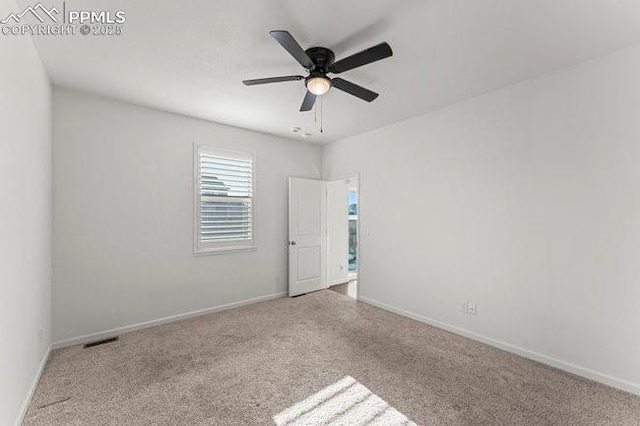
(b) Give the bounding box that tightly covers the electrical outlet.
[460,301,478,315]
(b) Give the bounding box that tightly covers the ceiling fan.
[243,30,393,112]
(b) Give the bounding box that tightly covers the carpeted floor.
[24,290,640,425]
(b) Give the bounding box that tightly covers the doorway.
[327,176,358,299]
[287,176,358,299]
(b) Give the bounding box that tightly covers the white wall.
[52,88,321,343]
[0,1,53,423]
[322,44,640,394]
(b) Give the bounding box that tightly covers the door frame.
[324,173,360,300]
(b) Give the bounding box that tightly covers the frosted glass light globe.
[306,76,331,96]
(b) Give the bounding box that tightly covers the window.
[194,145,255,253]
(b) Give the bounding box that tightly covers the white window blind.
[195,145,254,253]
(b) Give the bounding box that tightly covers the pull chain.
[320,96,323,133]
[313,95,324,134]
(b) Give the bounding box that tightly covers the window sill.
[193,246,257,256]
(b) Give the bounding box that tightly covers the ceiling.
[26,0,640,144]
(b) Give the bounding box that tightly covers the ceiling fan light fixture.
[306,76,331,96]
[243,31,392,113]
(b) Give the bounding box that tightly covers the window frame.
[193,143,256,255]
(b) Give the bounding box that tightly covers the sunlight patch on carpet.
[274,376,417,426]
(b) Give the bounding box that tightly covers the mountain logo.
[1,3,59,24]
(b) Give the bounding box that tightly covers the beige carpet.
[24,290,640,425]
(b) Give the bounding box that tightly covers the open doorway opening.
[348,180,358,279]
[327,176,358,299]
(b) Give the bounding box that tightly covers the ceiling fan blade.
[329,42,392,74]
[332,78,379,102]
[270,30,314,69]
[242,75,304,86]
[300,91,316,111]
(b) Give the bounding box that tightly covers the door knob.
[290,241,297,246]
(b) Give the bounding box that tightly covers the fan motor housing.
[305,47,335,72]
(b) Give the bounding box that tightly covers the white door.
[288,177,327,296]
[327,179,350,286]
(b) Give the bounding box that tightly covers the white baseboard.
[52,291,287,350]
[359,296,640,396]
[15,345,51,426]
